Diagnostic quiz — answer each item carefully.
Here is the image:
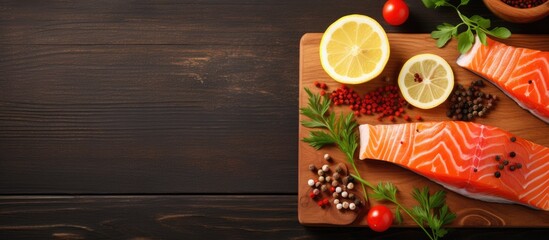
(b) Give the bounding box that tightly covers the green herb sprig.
[300,88,455,240]
[354,178,456,240]
[300,88,368,201]
[422,0,511,53]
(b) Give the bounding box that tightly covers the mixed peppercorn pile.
[500,0,547,8]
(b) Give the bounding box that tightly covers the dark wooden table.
[1,0,548,239]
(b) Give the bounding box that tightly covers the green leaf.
[302,130,335,149]
[395,206,403,224]
[457,29,474,53]
[431,23,454,48]
[429,190,446,209]
[435,33,452,48]
[477,29,487,45]
[300,120,325,128]
[422,0,435,8]
[488,27,511,39]
[460,0,470,6]
[434,0,450,7]
[470,15,490,29]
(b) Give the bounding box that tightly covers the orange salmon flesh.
[457,36,549,123]
[359,121,548,211]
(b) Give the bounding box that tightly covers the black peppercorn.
[509,165,516,171]
[347,175,355,183]
[503,160,509,166]
[509,152,516,158]
[510,136,516,142]
[498,164,504,170]
[516,163,522,169]
[495,155,501,161]
[473,168,478,172]
[494,171,501,178]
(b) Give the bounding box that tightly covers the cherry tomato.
[367,205,394,232]
[382,0,409,26]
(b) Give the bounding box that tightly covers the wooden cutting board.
[298,33,549,227]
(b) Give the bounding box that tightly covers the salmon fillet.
[359,121,548,210]
[456,36,549,123]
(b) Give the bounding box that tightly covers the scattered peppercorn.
[313,188,320,195]
[503,160,509,166]
[335,164,343,174]
[510,136,516,142]
[498,164,504,170]
[474,168,478,172]
[528,80,533,84]
[323,153,332,162]
[320,83,327,90]
[308,179,315,187]
[447,81,498,121]
[322,198,329,206]
[321,185,328,192]
[348,193,355,199]
[349,202,357,210]
[347,182,354,190]
[318,176,325,183]
[347,175,355,183]
[322,164,330,172]
[509,152,516,158]
[516,163,523,169]
[509,165,516,171]
[309,164,316,171]
[494,171,501,178]
[495,155,501,161]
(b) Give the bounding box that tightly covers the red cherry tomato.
[382,0,409,26]
[367,205,394,232]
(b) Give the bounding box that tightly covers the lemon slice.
[398,53,454,109]
[320,14,390,84]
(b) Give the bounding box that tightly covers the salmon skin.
[456,36,549,123]
[359,121,548,211]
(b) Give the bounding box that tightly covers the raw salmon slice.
[456,37,549,123]
[359,121,548,211]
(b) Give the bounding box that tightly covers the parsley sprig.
[354,178,456,240]
[300,88,367,201]
[422,0,511,53]
[300,88,455,240]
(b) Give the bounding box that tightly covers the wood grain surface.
[1,195,548,240]
[298,33,549,227]
[1,0,549,238]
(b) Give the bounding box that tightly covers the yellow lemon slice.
[398,53,454,109]
[320,14,390,84]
